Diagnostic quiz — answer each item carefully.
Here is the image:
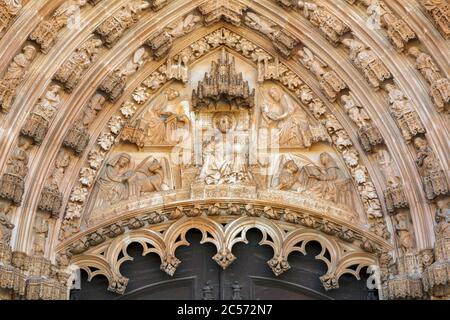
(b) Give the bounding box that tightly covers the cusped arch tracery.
[68,214,381,294]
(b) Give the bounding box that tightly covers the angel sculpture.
[169,14,202,38]
[121,88,189,147]
[245,12,277,36]
[260,86,313,148]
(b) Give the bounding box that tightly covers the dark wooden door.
[72,229,376,300]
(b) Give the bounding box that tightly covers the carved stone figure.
[435,199,450,240]
[0,137,32,205]
[128,156,168,197]
[199,114,252,185]
[91,153,134,208]
[63,93,106,154]
[244,12,298,57]
[54,37,103,92]
[341,95,383,152]
[275,153,353,207]
[38,150,72,216]
[359,183,383,218]
[421,0,449,39]
[274,160,302,191]
[298,48,347,101]
[89,153,168,211]
[0,45,36,113]
[198,0,247,25]
[29,0,87,53]
[408,47,449,113]
[121,88,189,147]
[169,13,201,38]
[297,1,350,45]
[0,202,14,245]
[385,84,426,142]
[32,214,49,256]
[394,212,415,254]
[95,1,150,47]
[0,0,22,34]
[364,0,416,51]
[261,87,328,148]
[192,49,255,109]
[413,137,449,200]
[341,38,392,89]
[21,85,62,145]
[306,153,352,204]
[99,48,148,101]
[384,176,409,213]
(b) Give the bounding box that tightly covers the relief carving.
[385,84,426,143]
[38,150,72,217]
[99,48,149,102]
[0,137,32,205]
[421,0,449,39]
[361,0,416,51]
[297,1,350,45]
[341,38,392,90]
[95,1,150,47]
[54,37,103,92]
[297,48,347,102]
[21,85,62,145]
[260,86,329,148]
[273,154,355,209]
[88,153,169,211]
[63,93,106,154]
[393,212,415,254]
[341,94,383,152]
[0,0,22,35]
[0,45,36,113]
[29,0,87,53]
[0,202,14,245]
[413,137,449,200]
[121,88,189,148]
[32,214,49,256]
[244,12,298,57]
[408,47,449,113]
[199,114,252,185]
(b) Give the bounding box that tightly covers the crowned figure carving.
[192,48,255,110]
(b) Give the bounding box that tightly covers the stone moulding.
[67,215,383,294]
